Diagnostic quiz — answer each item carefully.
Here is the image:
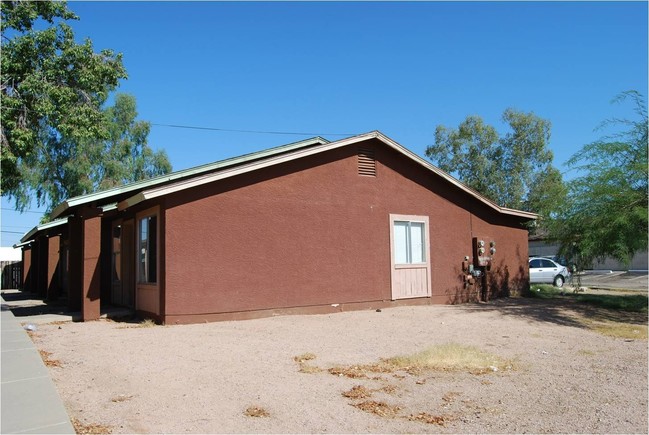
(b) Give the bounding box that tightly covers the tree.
[35,94,172,212]
[426,109,566,217]
[1,0,126,209]
[551,91,648,267]
[1,1,172,216]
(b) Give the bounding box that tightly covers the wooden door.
[390,214,431,300]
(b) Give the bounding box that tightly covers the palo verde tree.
[426,109,566,223]
[1,1,171,215]
[551,91,648,267]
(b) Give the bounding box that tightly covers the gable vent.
[358,148,376,177]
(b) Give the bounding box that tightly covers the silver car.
[529,257,571,287]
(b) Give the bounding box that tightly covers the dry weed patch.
[71,417,112,434]
[342,385,373,399]
[244,406,270,418]
[293,352,322,373]
[442,391,461,403]
[110,394,134,403]
[329,343,514,379]
[138,319,156,328]
[383,343,515,374]
[353,400,401,418]
[407,412,449,425]
[39,350,62,368]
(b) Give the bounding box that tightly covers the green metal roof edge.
[20,217,69,244]
[50,136,329,219]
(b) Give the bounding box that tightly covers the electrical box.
[472,237,496,268]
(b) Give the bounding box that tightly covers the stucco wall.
[162,139,530,320]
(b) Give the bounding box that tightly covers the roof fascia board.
[51,136,329,219]
[120,130,537,220]
[372,131,538,219]
[20,217,69,243]
[13,240,34,249]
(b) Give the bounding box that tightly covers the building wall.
[161,139,530,323]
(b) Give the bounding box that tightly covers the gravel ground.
[30,297,647,434]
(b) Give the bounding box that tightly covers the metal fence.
[1,261,22,289]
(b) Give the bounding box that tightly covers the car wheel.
[554,275,565,288]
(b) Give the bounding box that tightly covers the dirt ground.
[29,297,647,434]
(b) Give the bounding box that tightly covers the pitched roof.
[37,130,535,240]
[118,131,538,220]
[50,136,329,219]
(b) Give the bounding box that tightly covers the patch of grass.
[244,406,270,418]
[575,294,648,313]
[527,284,563,298]
[71,418,112,434]
[577,349,597,356]
[329,366,372,379]
[382,343,515,374]
[352,400,401,418]
[39,350,62,368]
[585,321,648,339]
[527,285,648,313]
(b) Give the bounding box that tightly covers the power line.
[1,230,25,235]
[1,208,45,214]
[151,123,357,137]
[1,107,358,137]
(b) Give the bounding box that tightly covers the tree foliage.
[36,94,172,211]
[551,91,648,267]
[426,109,566,218]
[1,1,171,215]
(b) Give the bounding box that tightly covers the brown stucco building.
[19,131,536,324]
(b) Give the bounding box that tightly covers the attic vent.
[358,148,376,177]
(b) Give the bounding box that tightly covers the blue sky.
[1,1,647,247]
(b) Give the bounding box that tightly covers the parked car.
[529,257,571,287]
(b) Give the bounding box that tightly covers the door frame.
[389,214,432,300]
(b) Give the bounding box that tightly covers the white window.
[393,220,426,264]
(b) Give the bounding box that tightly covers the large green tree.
[552,91,648,267]
[426,109,566,218]
[1,1,171,215]
[36,94,172,211]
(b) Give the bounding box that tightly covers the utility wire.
[1,208,45,214]
[1,107,357,137]
[151,123,357,137]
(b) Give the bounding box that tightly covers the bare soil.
[30,297,647,434]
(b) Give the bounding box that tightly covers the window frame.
[136,208,159,286]
[389,214,430,268]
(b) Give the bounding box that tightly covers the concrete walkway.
[1,295,75,434]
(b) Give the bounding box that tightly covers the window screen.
[394,221,426,264]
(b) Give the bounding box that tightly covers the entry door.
[121,220,135,308]
[390,214,432,300]
[111,220,135,308]
[111,223,123,305]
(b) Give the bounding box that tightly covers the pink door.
[390,214,432,300]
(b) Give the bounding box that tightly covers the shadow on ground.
[1,289,136,323]
[454,296,647,329]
